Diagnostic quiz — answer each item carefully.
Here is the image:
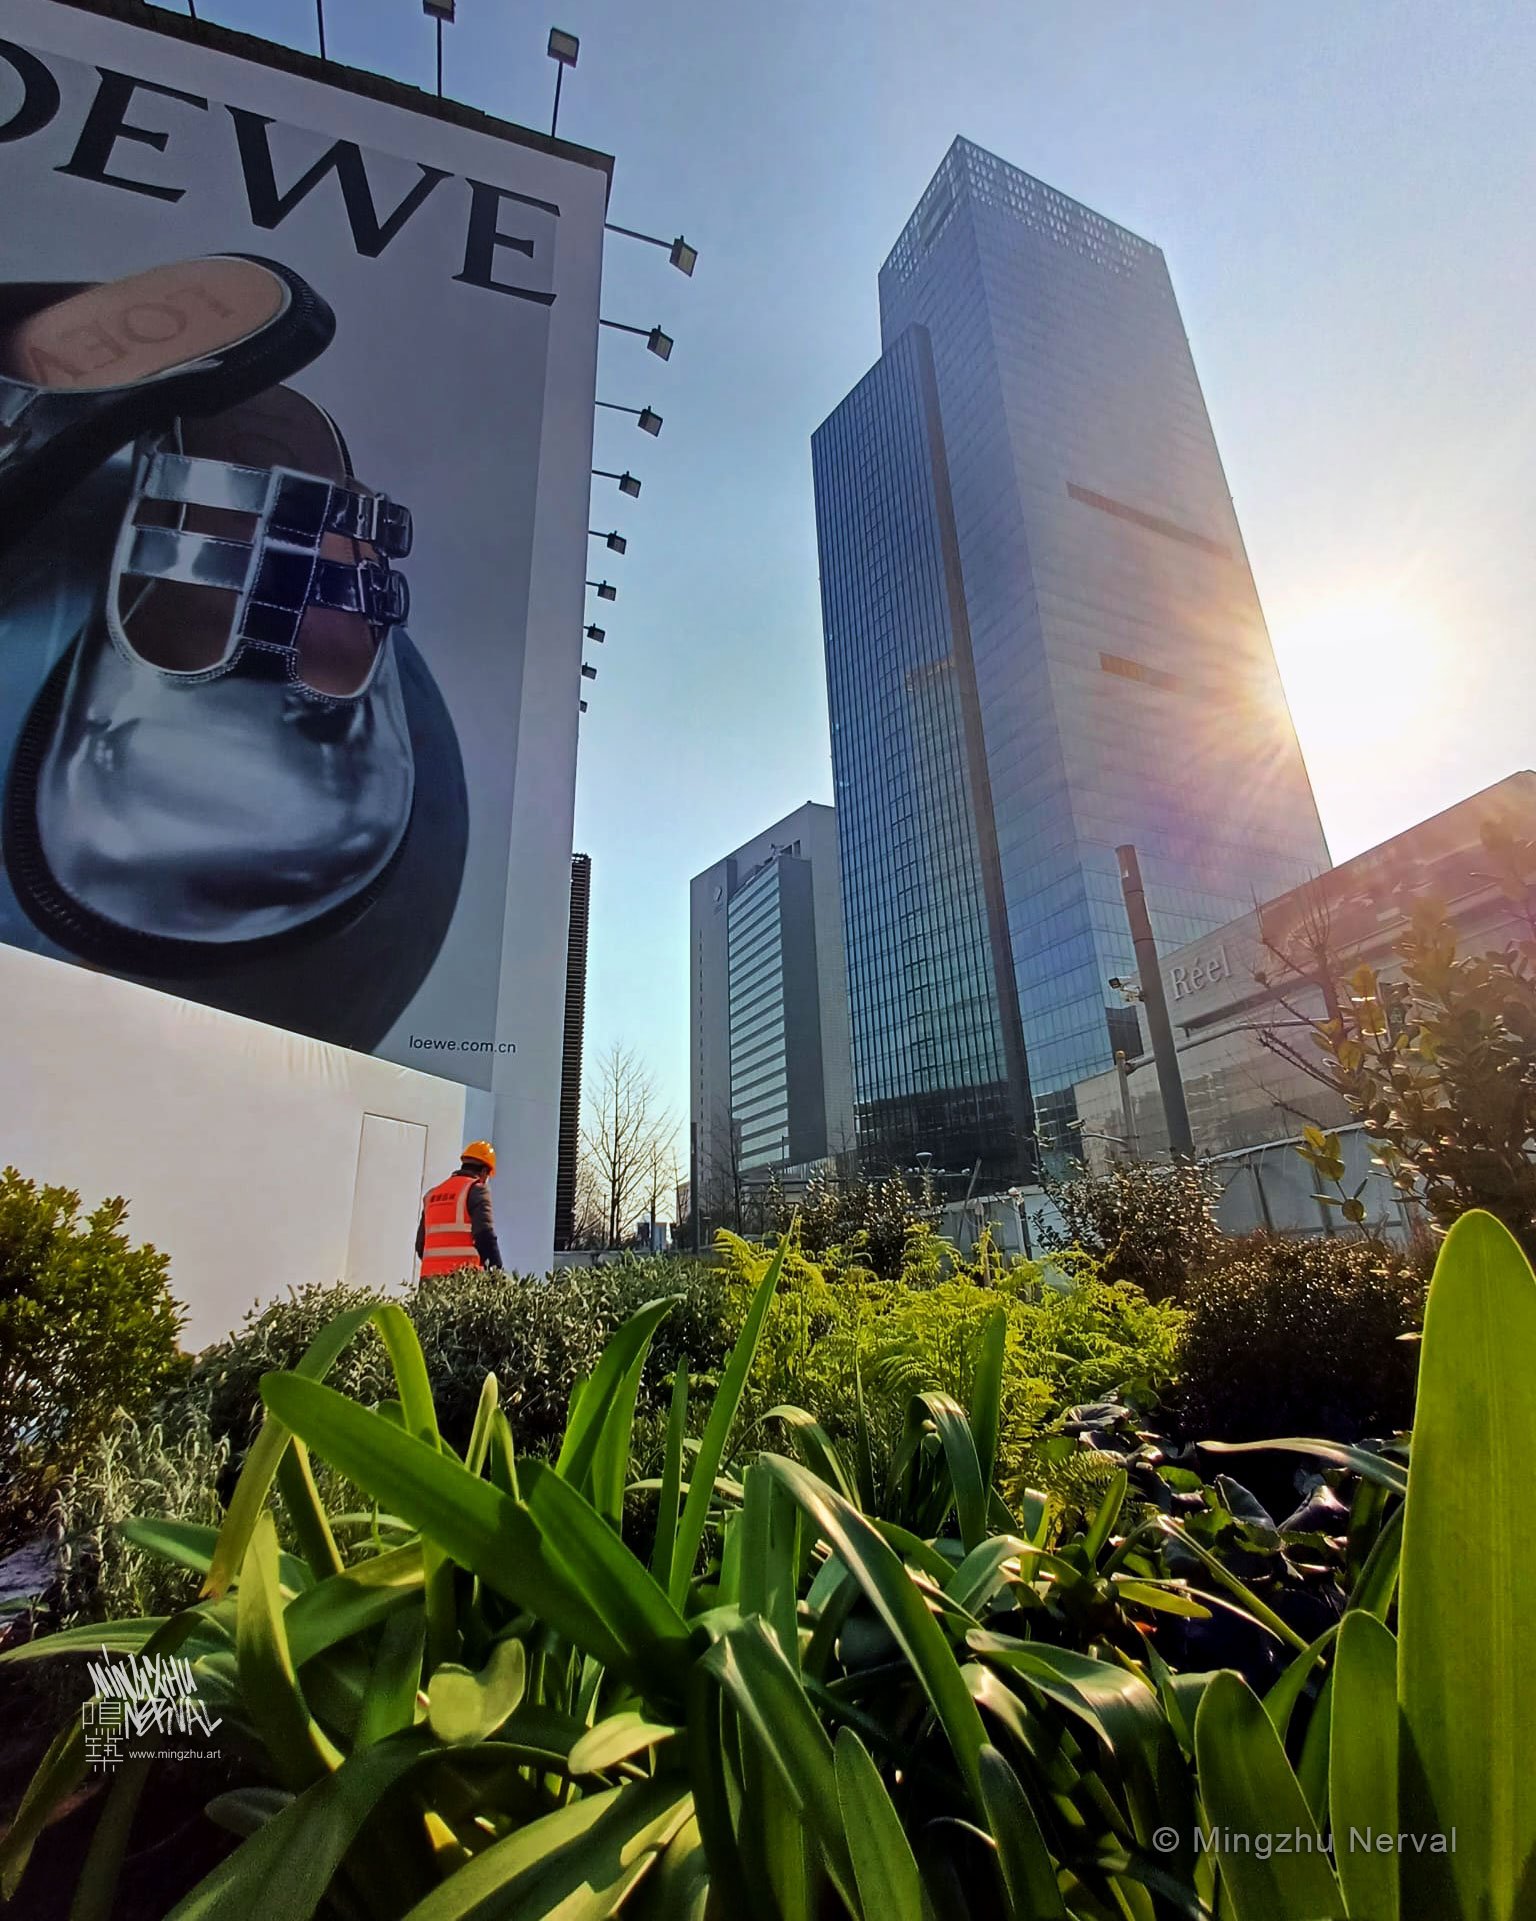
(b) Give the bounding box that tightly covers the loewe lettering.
[0,37,557,303]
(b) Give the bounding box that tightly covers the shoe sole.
[0,256,336,559]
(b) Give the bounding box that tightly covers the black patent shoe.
[0,256,334,554]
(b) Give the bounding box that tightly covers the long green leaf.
[976,1743,1068,1919]
[569,1710,680,1775]
[1082,1468,1128,1563]
[738,1460,802,1666]
[701,1618,858,1914]
[397,1776,692,1920]
[1330,1609,1399,1921]
[913,1392,989,1555]
[162,1737,430,1920]
[1348,1500,1404,1622]
[69,1754,149,1921]
[969,1634,1194,1868]
[260,1373,628,1673]
[670,1240,786,1606]
[1263,1626,1337,1740]
[517,1459,694,1690]
[1201,1437,1408,1496]
[685,1664,763,1921]
[764,1404,859,1507]
[834,1727,924,1921]
[947,1536,1027,1618]
[355,1607,425,1750]
[556,1296,677,1517]
[464,1372,499,1478]
[203,1302,377,1599]
[275,1440,344,1584]
[236,1513,339,1788]
[285,1543,424,1668]
[763,1453,990,1802]
[1193,1670,1344,1920]
[373,1302,457,1667]
[969,1305,1008,1497]
[650,1360,690,1588]
[1399,1209,1536,1921]
[628,1812,711,1921]
[118,1518,312,1593]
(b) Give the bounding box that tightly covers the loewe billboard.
[0,0,608,1253]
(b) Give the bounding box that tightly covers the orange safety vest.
[419,1173,483,1276]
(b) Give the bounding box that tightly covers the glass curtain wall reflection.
[818,138,1330,1155]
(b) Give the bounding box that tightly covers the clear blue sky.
[163,0,1536,1137]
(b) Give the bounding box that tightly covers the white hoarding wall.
[0,3,607,1268]
[0,943,469,1347]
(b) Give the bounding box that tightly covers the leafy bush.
[51,1410,230,1627]
[1297,885,1536,1259]
[716,1228,1184,1487]
[6,1213,1526,1921]
[0,1168,184,1551]
[1177,1230,1424,1444]
[1037,1159,1224,1300]
[760,1170,945,1281]
[185,1255,732,1466]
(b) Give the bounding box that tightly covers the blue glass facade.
[817,138,1330,1149]
[812,330,1031,1179]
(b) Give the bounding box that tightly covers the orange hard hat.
[462,1140,496,1175]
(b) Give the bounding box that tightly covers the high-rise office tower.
[553,852,591,1250]
[690,804,855,1209]
[812,138,1329,1166]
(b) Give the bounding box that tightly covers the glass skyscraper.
[813,138,1329,1169]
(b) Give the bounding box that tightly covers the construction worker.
[416,1141,502,1276]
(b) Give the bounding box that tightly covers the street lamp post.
[1115,844,1195,1159]
[1114,1051,1139,1161]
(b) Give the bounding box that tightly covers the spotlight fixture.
[424,0,452,94]
[592,467,641,499]
[579,698,588,712]
[604,221,699,278]
[589,529,627,555]
[581,662,597,680]
[595,400,663,436]
[586,579,617,601]
[585,623,605,642]
[547,28,578,136]
[599,319,674,361]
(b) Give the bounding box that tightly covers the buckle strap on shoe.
[123,529,410,633]
[122,455,412,687]
[144,453,413,558]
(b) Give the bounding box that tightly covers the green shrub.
[183,1256,732,1466]
[1176,1230,1424,1443]
[17,1216,1521,1921]
[1037,1158,1224,1300]
[760,1171,945,1281]
[52,1409,230,1626]
[0,1168,183,1551]
[716,1228,1184,1485]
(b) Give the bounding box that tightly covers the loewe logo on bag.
[0,37,558,306]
